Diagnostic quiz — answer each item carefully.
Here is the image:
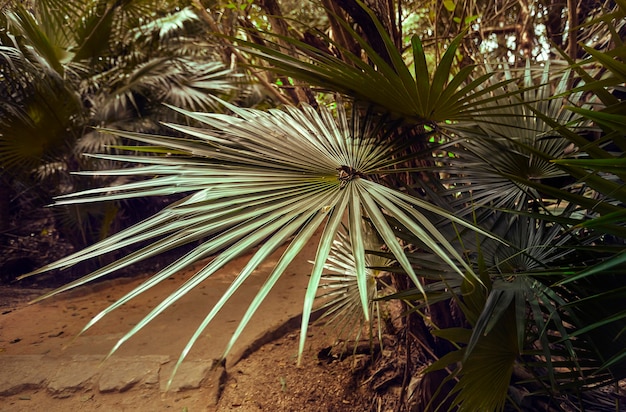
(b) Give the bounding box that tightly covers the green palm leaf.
[235,1,514,125]
[22,101,488,386]
[438,63,584,215]
[0,43,79,171]
[313,223,392,349]
[4,4,67,74]
[392,205,595,409]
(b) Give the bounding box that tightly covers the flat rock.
[98,355,169,393]
[0,355,49,395]
[160,359,213,392]
[47,356,100,398]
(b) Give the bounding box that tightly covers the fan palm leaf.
[3,3,68,74]
[439,62,586,216]
[387,203,601,410]
[0,42,80,171]
[314,222,393,348]
[21,101,493,386]
[234,0,515,125]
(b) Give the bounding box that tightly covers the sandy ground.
[0,228,373,411]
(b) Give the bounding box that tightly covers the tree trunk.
[257,0,316,105]
[545,0,568,51]
[333,0,395,67]
[567,0,579,60]
[0,174,12,233]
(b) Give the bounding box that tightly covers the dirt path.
[0,228,372,411]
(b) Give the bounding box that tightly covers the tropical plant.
[386,4,626,409]
[215,1,626,410]
[20,0,626,411]
[0,0,238,260]
[23,99,494,385]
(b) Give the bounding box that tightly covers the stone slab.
[159,359,214,392]
[0,355,49,396]
[98,355,169,393]
[47,357,100,398]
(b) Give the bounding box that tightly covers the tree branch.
[567,0,579,60]
[191,0,293,106]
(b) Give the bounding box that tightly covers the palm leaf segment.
[315,223,393,348]
[24,101,483,385]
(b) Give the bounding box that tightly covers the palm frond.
[21,101,490,386]
[0,44,79,171]
[4,4,67,74]
[129,6,199,42]
[391,200,604,409]
[438,62,585,215]
[314,222,393,350]
[234,1,516,125]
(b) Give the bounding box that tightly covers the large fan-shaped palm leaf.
[21,101,492,386]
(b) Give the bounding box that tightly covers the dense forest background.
[1,1,625,410]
